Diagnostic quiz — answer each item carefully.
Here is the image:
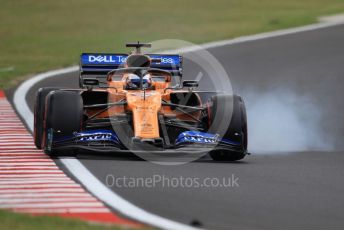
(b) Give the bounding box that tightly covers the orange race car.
[33,42,248,161]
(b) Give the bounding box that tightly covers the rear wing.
[80,53,182,77]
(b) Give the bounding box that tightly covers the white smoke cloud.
[242,88,334,153]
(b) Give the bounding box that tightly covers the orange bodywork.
[85,72,200,140]
[126,91,161,138]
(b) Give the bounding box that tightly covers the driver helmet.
[126,74,152,90]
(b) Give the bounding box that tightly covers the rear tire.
[34,87,60,149]
[207,95,247,161]
[43,90,83,156]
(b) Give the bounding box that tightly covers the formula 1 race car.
[34,42,248,161]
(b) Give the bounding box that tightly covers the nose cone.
[126,91,162,139]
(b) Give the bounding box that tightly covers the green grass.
[1,0,344,88]
[0,210,138,230]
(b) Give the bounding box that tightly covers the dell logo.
[88,55,115,63]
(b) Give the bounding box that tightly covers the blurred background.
[1,0,344,88]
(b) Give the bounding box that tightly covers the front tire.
[43,90,83,156]
[207,94,247,161]
[34,87,60,149]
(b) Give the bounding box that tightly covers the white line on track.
[0,146,37,149]
[13,17,344,230]
[13,208,110,213]
[0,193,92,198]
[0,138,33,140]
[0,162,56,166]
[0,181,71,184]
[0,197,98,203]
[0,150,44,153]
[0,184,81,189]
[0,180,73,184]
[0,124,27,127]
[0,159,52,162]
[0,174,66,178]
[0,140,34,143]
[0,166,59,169]
[0,150,37,152]
[0,142,35,145]
[0,134,32,136]
[0,125,28,127]
[0,170,63,173]
[0,188,85,193]
[0,154,45,156]
[0,202,105,209]
[0,139,33,143]
[0,155,45,158]
[0,131,28,134]
[0,159,50,162]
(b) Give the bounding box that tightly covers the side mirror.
[183,80,199,88]
[83,78,99,86]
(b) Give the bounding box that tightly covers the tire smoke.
[242,88,334,153]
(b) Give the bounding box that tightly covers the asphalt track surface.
[18,24,344,229]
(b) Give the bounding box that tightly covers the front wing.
[46,129,245,154]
